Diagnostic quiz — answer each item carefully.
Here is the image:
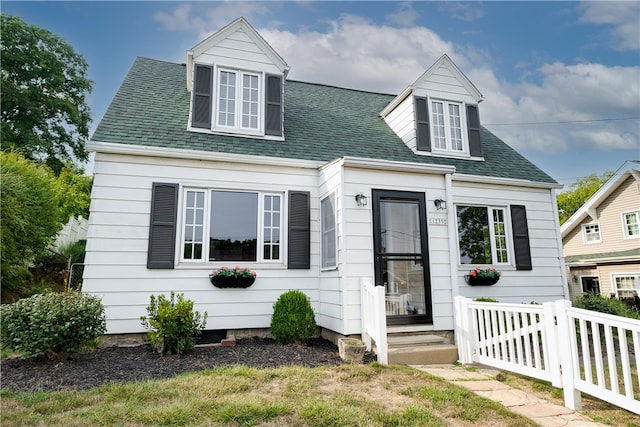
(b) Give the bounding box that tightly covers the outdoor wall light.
[355,193,368,207]
[434,198,446,210]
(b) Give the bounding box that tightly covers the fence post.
[554,300,582,410]
[454,296,473,364]
[542,301,562,388]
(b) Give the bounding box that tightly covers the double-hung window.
[623,211,640,238]
[321,194,337,269]
[582,223,601,243]
[182,189,281,263]
[431,100,464,153]
[613,274,639,298]
[217,69,260,131]
[456,205,509,265]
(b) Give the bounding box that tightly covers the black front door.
[372,190,432,324]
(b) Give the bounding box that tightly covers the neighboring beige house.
[561,160,640,299]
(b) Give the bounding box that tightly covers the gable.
[561,160,640,238]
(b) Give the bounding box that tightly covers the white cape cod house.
[84,17,569,361]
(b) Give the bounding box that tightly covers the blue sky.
[3,1,639,185]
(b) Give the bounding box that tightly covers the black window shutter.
[192,65,212,128]
[288,191,310,269]
[265,75,283,136]
[510,205,532,271]
[147,183,179,269]
[414,97,431,152]
[467,104,483,157]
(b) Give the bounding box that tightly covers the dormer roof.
[381,54,483,118]
[186,17,290,92]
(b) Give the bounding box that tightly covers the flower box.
[209,275,255,288]
[465,275,500,286]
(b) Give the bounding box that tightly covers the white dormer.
[186,17,290,139]
[381,54,485,159]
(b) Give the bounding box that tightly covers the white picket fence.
[360,278,388,364]
[455,296,640,414]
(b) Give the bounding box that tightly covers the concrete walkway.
[411,364,604,427]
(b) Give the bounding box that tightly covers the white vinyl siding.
[431,100,465,153]
[582,223,601,244]
[216,69,260,131]
[321,193,337,269]
[623,211,639,238]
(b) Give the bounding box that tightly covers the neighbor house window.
[613,274,639,298]
[582,223,601,243]
[456,205,510,265]
[623,211,640,238]
[431,100,464,153]
[216,69,260,131]
[181,189,282,262]
[321,194,337,269]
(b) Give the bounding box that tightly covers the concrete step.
[387,334,446,348]
[388,343,459,365]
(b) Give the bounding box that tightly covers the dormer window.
[217,69,260,130]
[431,100,464,152]
[190,64,282,138]
[414,97,482,157]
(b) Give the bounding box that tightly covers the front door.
[372,190,432,325]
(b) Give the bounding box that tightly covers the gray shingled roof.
[565,248,640,264]
[91,57,556,184]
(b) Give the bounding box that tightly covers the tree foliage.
[54,164,93,220]
[0,14,92,174]
[0,151,63,291]
[557,172,613,224]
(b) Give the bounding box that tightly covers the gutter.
[454,173,562,190]
[87,140,324,170]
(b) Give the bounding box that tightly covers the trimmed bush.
[574,293,639,320]
[0,291,106,360]
[140,292,208,355]
[270,290,316,345]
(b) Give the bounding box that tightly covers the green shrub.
[0,291,106,360]
[474,297,498,302]
[574,293,639,320]
[270,290,316,345]
[140,292,207,355]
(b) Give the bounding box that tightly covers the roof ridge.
[287,79,395,97]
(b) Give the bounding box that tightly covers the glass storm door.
[372,190,432,325]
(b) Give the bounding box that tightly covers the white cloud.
[438,2,484,22]
[579,1,640,51]
[259,14,458,93]
[386,2,419,27]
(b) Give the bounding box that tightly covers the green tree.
[557,172,613,224]
[1,151,63,292]
[1,14,93,174]
[54,164,93,220]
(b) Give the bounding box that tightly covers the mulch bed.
[1,337,376,392]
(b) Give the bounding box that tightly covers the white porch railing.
[360,277,388,364]
[455,296,640,415]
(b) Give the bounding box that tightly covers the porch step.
[387,333,446,348]
[388,344,459,365]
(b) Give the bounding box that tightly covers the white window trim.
[581,222,601,244]
[455,204,513,266]
[215,67,262,134]
[429,98,469,155]
[611,273,640,298]
[621,210,640,239]
[320,193,338,270]
[179,187,284,265]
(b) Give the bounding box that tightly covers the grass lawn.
[1,363,537,427]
